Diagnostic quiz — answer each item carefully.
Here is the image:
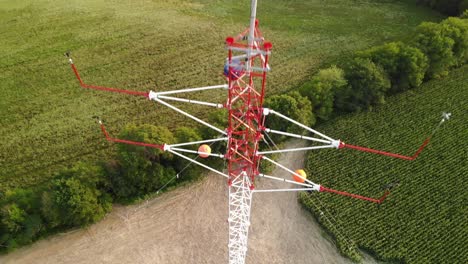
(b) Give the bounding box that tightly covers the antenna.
[66,1,450,263]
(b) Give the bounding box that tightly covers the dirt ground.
[0,140,361,264]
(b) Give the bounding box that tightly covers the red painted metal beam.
[69,63,149,98]
[99,123,165,150]
[339,137,431,161]
[320,186,390,204]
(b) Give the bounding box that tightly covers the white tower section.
[228,172,253,264]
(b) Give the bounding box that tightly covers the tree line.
[416,0,467,16]
[0,123,218,252]
[296,16,467,119]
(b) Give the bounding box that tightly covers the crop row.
[300,66,467,263]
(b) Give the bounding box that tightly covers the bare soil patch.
[1,140,354,264]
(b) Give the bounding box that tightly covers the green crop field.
[300,65,467,263]
[0,0,441,192]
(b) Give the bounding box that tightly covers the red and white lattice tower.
[66,1,449,263]
[225,1,270,262]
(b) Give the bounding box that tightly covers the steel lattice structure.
[66,1,450,263]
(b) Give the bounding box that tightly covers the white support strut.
[169,137,228,148]
[253,188,317,193]
[265,109,335,142]
[226,63,270,73]
[149,92,227,135]
[156,95,224,108]
[261,156,321,191]
[153,84,228,95]
[252,40,271,71]
[257,145,335,155]
[167,149,229,178]
[257,173,314,188]
[264,128,331,144]
[169,147,225,158]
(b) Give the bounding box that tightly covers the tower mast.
[225,0,269,262]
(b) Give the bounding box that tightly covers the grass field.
[0,0,441,192]
[300,65,467,263]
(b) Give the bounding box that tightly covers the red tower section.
[225,21,271,188]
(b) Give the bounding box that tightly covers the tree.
[264,92,314,140]
[360,42,428,93]
[335,57,390,112]
[40,191,61,229]
[417,0,465,16]
[0,188,45,250]
[461,9,468,19]
[173,127,204,180]
[51,162,112,227]
[117,124,175,164]
[109,124,177,199]
[175,127,202,149]
[441,17,468,66]
[200,109,228,139]
[299,66,347,120]
[413,22,455,79]
[0,203,26,234]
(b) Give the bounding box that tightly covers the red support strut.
[99,123,165,150]
[320,186,390,204]
[339,137,432,161]
[69,62,149,98]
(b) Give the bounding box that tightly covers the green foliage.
[1,204,26,234]
[440,17,468,66]
[172,127,205,180]
[0,188,44,251]
[462,9,468,18]
[360,42,428,93]
[335,58,390,112]
[175,127,202,146]
[40,192,61,229]
[417,0,466,16]
[50,162,112,227]
[301,66,468,263]
[109,124,177,199]
[117,124,175,163]
[264,92,314,139]
[413,22,456,78]
[200,109,228,139]
[299,66,347,120]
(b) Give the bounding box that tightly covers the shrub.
[0,189,44,251]
[175,127,202,147]
[441,17,468,66]
[109,124,177,199]
[40,191,61,229]
[417,0,465,16]
[200,109,228,139]
[461,9,468,19]
[335,57,390,112]
[413,22,455,79]
[1,203,26,234]
[117,124,175,164]
[359,42,428,93]
[50,162,112,227]
[264,91,314,139]
[173,127,205,180]
[299,66,347,120]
